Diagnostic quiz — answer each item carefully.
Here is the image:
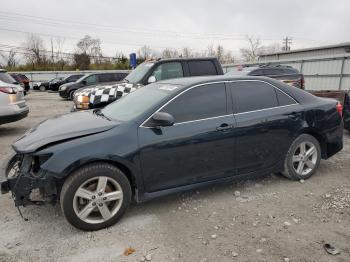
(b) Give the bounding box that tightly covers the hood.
[75,82,142,97]
[13,111,119,153]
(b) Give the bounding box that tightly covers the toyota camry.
[0,76,343,230]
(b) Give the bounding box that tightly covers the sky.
[0,0,349,60]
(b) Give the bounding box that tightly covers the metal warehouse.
[223,42,350,91]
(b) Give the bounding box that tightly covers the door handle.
[216,124,233,131]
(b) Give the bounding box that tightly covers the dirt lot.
[0,92,349,262]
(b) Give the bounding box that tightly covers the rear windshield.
[0,72,16,84]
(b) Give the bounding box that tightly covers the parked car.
[0,75,343,230]
[9,73,30,92]
[308,90,350,132]
[33,77,63,91]
[59,72,128,100]
[73,57,223,110]
[49,74,85,91]
[0,69,29,125]
[226,64,305,89]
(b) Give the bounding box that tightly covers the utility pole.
[282,37,292,51]
[51,38,54,63]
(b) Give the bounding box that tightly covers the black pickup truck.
[73,57,223,110]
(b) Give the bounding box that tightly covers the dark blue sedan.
[0,76,343,230]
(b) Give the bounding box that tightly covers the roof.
[0,69,7,72]
[158,75,274,87]
[147,57,218,63]
[260,42,350,57]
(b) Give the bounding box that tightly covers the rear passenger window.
[283,68,298,74]
[99,74,114,82]
[276,89,296,106]
[188,61,217,76]
[161,83,227,123]
[231,81,278,113]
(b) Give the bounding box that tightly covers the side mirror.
[82,80,87,85]
[147,76,156,84]
[151,112,174,128]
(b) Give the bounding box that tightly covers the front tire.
[39,85,46,92]
[282,134,321,180]
[68,90,75,100]
[60,163,132,231]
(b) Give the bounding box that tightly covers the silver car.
[0,69,29,125]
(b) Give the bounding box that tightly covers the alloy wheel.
[73,176,123,224]
[292,141,318,176]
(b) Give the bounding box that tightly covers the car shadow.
[15,172,287,234]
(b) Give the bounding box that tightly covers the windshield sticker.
[159,85,179,91]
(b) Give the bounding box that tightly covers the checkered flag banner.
[75,83,143,107]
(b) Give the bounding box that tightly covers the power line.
[0,27,210,53]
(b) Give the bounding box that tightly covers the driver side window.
[85,75,97,84]
[151,62,184,81]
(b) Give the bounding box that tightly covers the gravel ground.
[0,92,349,262]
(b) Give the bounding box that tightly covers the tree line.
[0,34,281,71]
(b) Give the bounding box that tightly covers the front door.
[138,83,236,192]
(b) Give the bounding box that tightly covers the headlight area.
[75,95,90,109]
[5,153,58,207]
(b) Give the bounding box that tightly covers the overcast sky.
[0,0,349,59]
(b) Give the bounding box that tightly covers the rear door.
[138,82,236,192]
[229,80,300,174]
[98,74,115,83]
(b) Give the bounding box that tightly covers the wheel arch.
[296,127,327,158]
[55,158,139,198]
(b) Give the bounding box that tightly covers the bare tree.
[162,48,179,58]
[216,45,225,62]
[77,35,103,63]
[0,49,18,69]
[206,44,216,57]
[181,47,193,58]
[137,45,153,60]
[221,51,235,64]
[23,34,47,66]
[258,43,282,55]
[240,36,262,63]
[54,37,68,70]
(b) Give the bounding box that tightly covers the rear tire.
[39,85,46,92]
[282,134,321,180]
[60,163,132,231]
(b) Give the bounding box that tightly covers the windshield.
[125,62,154,84]
[0,72,17,84]
[102,83,179,122]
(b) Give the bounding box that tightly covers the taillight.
[0,87,17,94]
[300,76,305,90]
[336,102,343,117]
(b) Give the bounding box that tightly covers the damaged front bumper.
[0,153,58,206]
